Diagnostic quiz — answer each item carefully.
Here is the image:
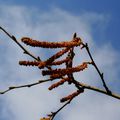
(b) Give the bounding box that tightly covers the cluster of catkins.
[19,33,89,103]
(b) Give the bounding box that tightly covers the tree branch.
[82,43,111,94]
[78,81,120,100]
[0,78,52,94]
[0,26,40,61]
[49,99,72,120]
[1,28,120,120]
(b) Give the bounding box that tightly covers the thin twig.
[82,43,111,94]
[0,26,39,61]
[49,99,72,120]
[78,81,120,100]
[49,80,120,120]
[0,26,52,71]
[0,78,52,94]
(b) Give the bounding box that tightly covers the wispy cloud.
[0,5,120,120]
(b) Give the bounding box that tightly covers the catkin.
[42,62,88,76]
[21,37,82,48]
[49,57,70,66]
[40,118,50,120]
[38,47,70,69]
[60,90,84,103]
[50,74,63,79]
[48,77,71,90]
[19,60,39,66]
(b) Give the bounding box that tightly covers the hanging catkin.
[19,60,39,66]
[60,90,84,103]
[21,37,82,48]
[42,62,88,76]
[38,47,70,68]
[48,77,71,90]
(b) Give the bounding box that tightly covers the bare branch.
[82,43,111,94]
[0,78,52,94]
[78,81,120,100]
[0,26,39,61]
[50,99,72,120]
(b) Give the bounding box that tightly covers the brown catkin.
[38,47,70,69]
[19,61,39,66]
[48,77,71,90]
[40,118,50,120]
[50,74,63,79]
[49,57,70,66]
[42,62,88,76]
[21,37,82,48]
[60,90,84,103]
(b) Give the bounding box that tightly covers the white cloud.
[0,5,120,120]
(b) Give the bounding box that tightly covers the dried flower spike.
[48,57,70,66]
[60,90,84,103]
[38,47,70,69]
[43,62,88,76]
[40,117,50,120]
[50,73,63,79]
[19,60,39,66]
[48,77,71,90]
[21,37,82,48]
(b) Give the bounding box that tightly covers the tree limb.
[0,26,40,61]
[79,81,120,100]
[0,78,52,94]
[82,43,111,94]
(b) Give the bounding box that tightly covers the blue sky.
[1,0,120,50]
[0,1,120,120]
